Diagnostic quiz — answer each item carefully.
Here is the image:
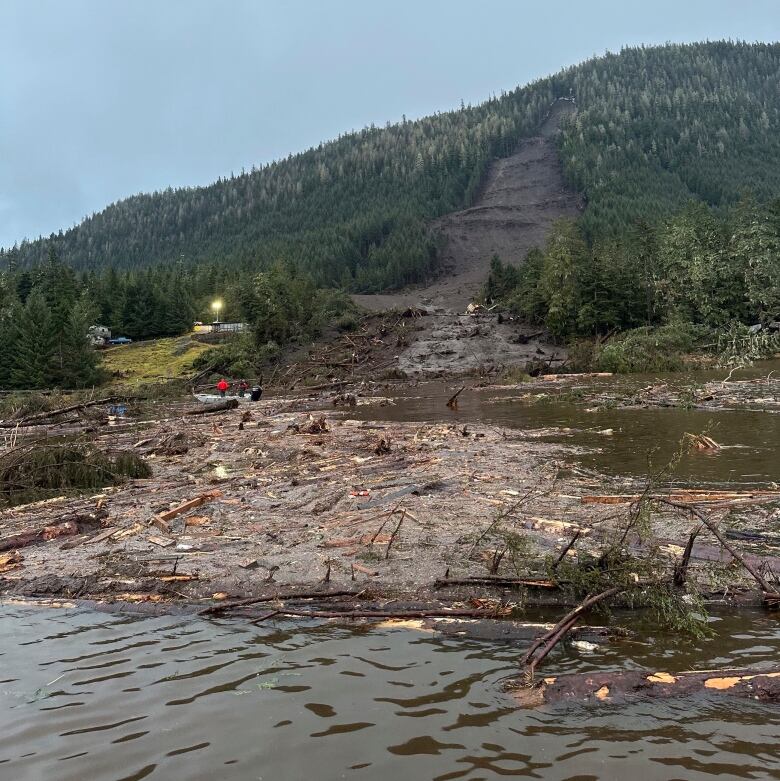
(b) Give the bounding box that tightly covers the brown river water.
[1,605,779,781]
[2,363,779,779]
[350,362,780,486]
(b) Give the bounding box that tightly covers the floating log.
[684,432,721,451]
[184,399,239,415]
[433,576,558,589]
[514,667,780,707]
[581,489,780,505]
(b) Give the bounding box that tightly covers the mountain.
[4,41,780,294]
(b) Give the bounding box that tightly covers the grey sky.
[2,0,779,249]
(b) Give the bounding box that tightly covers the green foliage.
[0,440,152,507]
[0,391,69,420]
[0,260,106,390]
[241,264,353,347]
[715,322,780,369]
[488,196,780,353]
[595,323,701,373]
[551,532,709,638]
[192,267,353,376]
[192,335,279,378]
[7,42,780,297]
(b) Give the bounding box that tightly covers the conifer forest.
[2,41,780,387]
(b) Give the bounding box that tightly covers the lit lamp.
[211,299,223,324]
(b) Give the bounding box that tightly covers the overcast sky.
[2,0,779,248]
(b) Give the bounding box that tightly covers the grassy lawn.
[102,336,212,386]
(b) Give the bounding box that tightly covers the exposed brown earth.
[352,99,581,377]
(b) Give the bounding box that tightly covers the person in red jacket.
[216,378,230,398]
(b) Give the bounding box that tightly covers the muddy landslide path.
[353,99,581,377]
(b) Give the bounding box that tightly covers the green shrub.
[595,323,702,373]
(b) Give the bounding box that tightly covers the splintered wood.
[155,490,223,524]
[581,489,780,506]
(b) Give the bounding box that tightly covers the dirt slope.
[352,99,581,376]
[354,99,580,313]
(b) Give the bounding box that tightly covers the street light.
[211,299,223,324]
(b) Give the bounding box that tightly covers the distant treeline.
[4,42,780,294]
[486,197,780,340]
[3,41,780,386]
[0,251,349,389]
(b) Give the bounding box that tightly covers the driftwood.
[522,587,621,678]
[0,551,23,573]
[674,525,703,587]
[0,521,80,551]
[248,607,501,620]
[184,399,239,415]
[684,432,721,451]
[0,509,106,552]
[384,510,405,559]
[446,386,466,409]
[155,490,223,525]
[582,489,780,506]
[552,530,581,570]
[199,589,362,616]
[434,576,558,589]
[515,667,780,707]
[0,395,138,428]
[656,498,776,596]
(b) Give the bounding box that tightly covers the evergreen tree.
[59,296,103,387]
[731,199,780,318]
[10,291,57,388]
[538,221,589,339]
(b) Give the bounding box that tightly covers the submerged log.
[513,667,780,707]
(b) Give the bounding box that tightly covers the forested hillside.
[5,41,780,292]
[2,41,780,388]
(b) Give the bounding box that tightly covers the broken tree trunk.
[674,524,703,587]
[657,498,776,598]
[514,667,780,707]
[522,587,621,678]
[446,386,465,409]
[184,399,239,415]
[0,396,139,428]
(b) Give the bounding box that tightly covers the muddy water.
[353,364,780,486]
[1,605,779,781]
